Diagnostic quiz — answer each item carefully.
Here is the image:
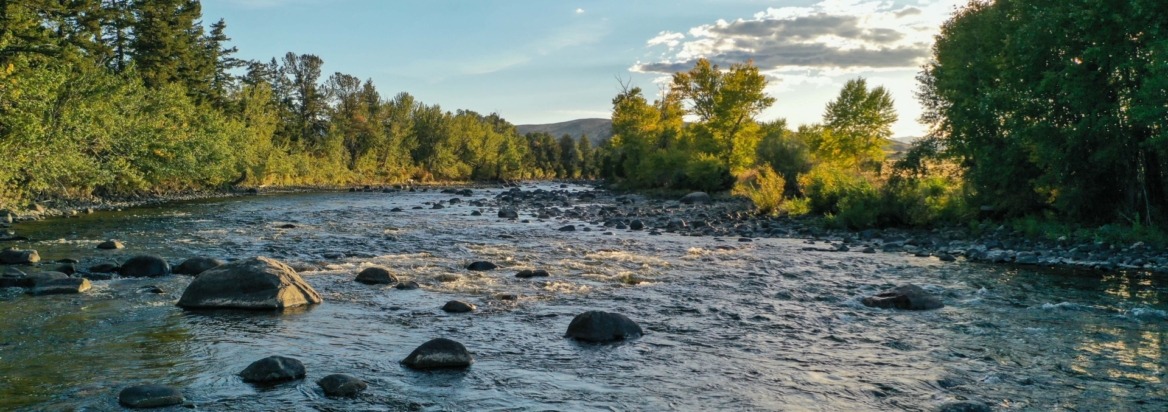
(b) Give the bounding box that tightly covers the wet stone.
[177,256,322,310]
[565,311,644,342]
[118,384,184,408]
[172,257,223,276]
[938,401,993,412]
[861,284,944,311]
[442,300,476,313]
[97,240,124,250]
[88,262,120,273]
[0,248,39,264]
[436,274,461,282]
[401,338,474,369]
[27,277,91,295]
[466,261,497,271]
[119,255,170,278]
[558,225,576,232]
[239,356,306,383]
[355,267,397,285]
[395,281,421,290]
[317,374,366,397]
[516,269,549,278]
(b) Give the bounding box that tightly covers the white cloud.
[633,0,964,74]
[576,8,585,14]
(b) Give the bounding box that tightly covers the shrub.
[733,165,786,215]
[676,153,736,192]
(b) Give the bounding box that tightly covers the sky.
[202,0,967,138]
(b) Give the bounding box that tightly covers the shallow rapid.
[0,184,1165,411]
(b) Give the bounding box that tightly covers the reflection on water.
[0,185,1166,410]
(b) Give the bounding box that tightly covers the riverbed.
[0,184,1165,411]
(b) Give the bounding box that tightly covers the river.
[0,183,1165,411]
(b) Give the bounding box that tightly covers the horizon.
[202,0,964,138]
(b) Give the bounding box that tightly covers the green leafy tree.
[818,77,897,168]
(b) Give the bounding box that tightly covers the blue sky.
[202,0,965,138]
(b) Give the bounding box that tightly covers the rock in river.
[118,384,184,408]
[498,209,519,219]
[96,240,125,250]
[466,261,497,271]
[401,338,474,369]
[119,255,171,278]
[0,248,39,264]
[239,356,307,383]
[88,262,120,273]
[629,220,645,230]
[28,277,91,296]
[317,374,366,397]
[938,401,993,412]
[516,269,549,278]
[172,257,223,276]
[861,284,944,310]
[355,266,397,285]
[395,281,420,290]
[442,300,476,313]
[176,256,323,310]
[565,311,644,342]
[680,192,712,205]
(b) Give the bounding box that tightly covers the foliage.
[919,0,1168,226]
[733,166,785,215]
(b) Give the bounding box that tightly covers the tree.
[816,77,897,168]
[129,0,210,94]
[281,52,329,150]
[559,134,581,178]
[576,134,594,178]
[670,58,775,172]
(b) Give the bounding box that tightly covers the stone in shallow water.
[466,261,497,271]
[401,338,474,369]
[516,269,549,278]
[355,267,397,285]
[680,192,712,205]
[442,300,475,313]
[395,281,420,290]
[317,374,366,397]
[565,311,644,342]
[0,248,39,264]
[89,262,119,273]
[27,277,91,295]
[938,401,992,412]
[119,255,170,278]
[861,284,944,310]
[239,356,306,383]
[177,256,322,310]
[96,240,124,250]
[172,257,223,276]
[118,384,184,408]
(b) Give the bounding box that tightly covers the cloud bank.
[633,0,963,74]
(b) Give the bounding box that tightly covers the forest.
[3,0,1167,238]
[0,0,602,208]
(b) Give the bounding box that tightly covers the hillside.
[516,118,613,144]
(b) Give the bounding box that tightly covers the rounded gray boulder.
[177,256,323,310]
[119,255,171,278]
[317,374,366,397]
[861,284,944,310]
[565,311,644,342]
[401,338,474,369]
[172,257,224,276]
[239,356,306,383]
[118,384,184,408]
[355,266,397,285]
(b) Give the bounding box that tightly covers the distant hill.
[516,118,613,144]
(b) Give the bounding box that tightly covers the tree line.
[0,1,602,207]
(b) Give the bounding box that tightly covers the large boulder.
[861,284,945,310]
[0,248,39,264]
[172,257,224,276]
[400,338,474,369]
[239,356,306,383]
[565,311,644,342]
[679,192,712,205]
[355,266,397,285]
[176,256,323,310]
[28,277,91,295]
[118,384,184,408]
[317,374,366,397]
[119,255,171,278]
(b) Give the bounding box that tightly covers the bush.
[733,165,785,215]
[676,153,736,192]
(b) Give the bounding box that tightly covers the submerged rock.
[436,274,461,282]
[239,356,306,383]
[172,257,223,276]
[558,225,576,232]
[629,220,644,230]
[395,281,420,290]
[119,255,170,278]
[516,269,549,278]
[88,262,120,273]
[466,261,497,271]
[401,338,474,369]
[317,374,366,397]
[355,266,397,285]
[176,256,323,310]
[498,209,519,219]
[565,311,644,342]
[861,284,944,310]
[442,300,476,313]
[0,248,39,264]
[938,401,993,412]
[118,384,184,408]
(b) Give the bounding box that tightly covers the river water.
[0,184,1165,411]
